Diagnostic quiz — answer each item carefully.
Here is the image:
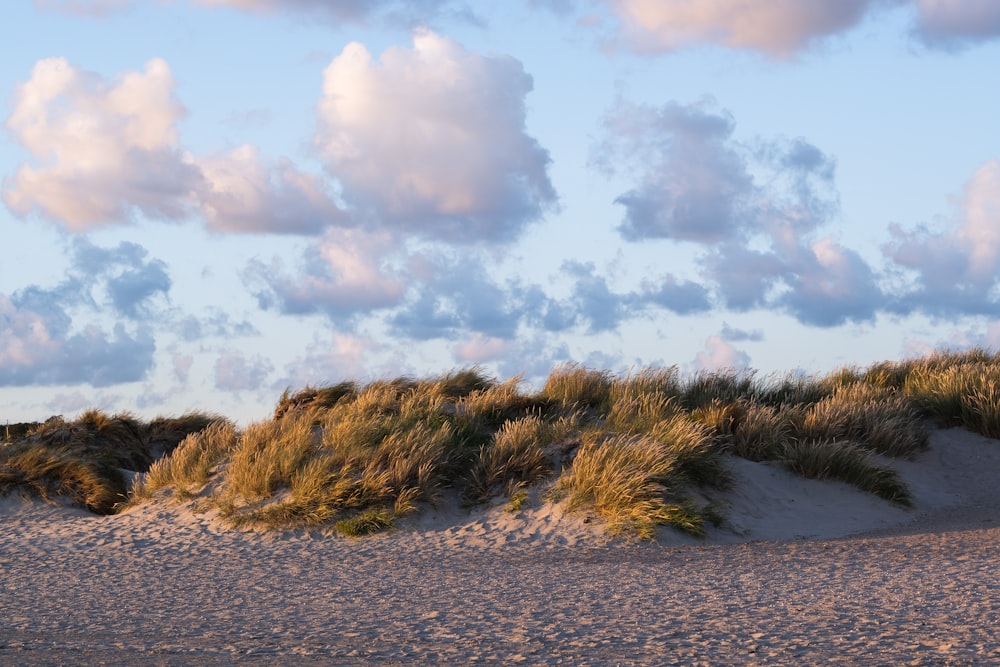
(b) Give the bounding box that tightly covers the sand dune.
[1,426,998,665]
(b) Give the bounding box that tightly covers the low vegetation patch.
[1,411,219,514]
[9,348,1000,538]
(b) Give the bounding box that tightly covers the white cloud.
[33,0,131,16]
[37,0,460,23]
[4,58,348,235]
[0,294,156,387]
[454,333,508,363]
[778,237,883,326]
[600,97,881,327]
[598,100,754,242]
[281,332,382,387]
[911,0,1000,47]
[954,160,1000,282]
[315,30,556,242]
[3,58,200,229]
[173,354,194,383]
[604,0,873,57]
[214,349,274,391]
[246,227,407,317]
[883,159,1000,315]
[195,145,345,234]
[692,335,751,372]
[190,0,458,24]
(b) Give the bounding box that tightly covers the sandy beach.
[2,426,998,666]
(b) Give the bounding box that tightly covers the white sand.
[1,426,998,665]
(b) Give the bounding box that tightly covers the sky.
[2,0,1000,424]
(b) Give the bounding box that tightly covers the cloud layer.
[601,0,1000,55]
[605,0,873,56]
[0,240,168,386]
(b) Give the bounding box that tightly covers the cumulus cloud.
[601,98,883,327]
[3,58,199,229]
[70,240,172,317]
[196,145,347,234]
[4,58,343,234]
[598,100,753,243]
[562,261,632,333]
[37,0,464,23]
[246,228,407,318]
[910,0,1000,47]
[173,354,194,383]
[637,274,713,314]
[390,255,555,340]
[314,30,556,243]
[454,333,508,363]
[720,323,764,342]
[191,0,465,24]
[281,332,382,388]
[603,0,873,57]
[214,349,274,391]
[0,294,156,386]
[176,310,259,342]
[883,159,1000,316]
[0,238,177,387]
[692,335,751,372]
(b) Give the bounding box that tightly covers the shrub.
[143,412,221,460]
[418,367,496,399]
[752,372,830,408]
[222,411,319,504]
[609,367,682,404]
[606,391,679,436]
[0,409,214,514]
[650,415,729,489]
[905,360,1000,437]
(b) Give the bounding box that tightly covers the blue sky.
[2,0,1000,424]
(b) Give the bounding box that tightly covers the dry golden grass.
[554,431,705,540]
[131,419,236,501]
[16,350,1000,538]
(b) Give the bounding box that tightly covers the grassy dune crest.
[5,349,1000,537]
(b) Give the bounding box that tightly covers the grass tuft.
[335,508,394,536]
[542,363,613,412]
[781,440,911,506]
[555,430,709,540]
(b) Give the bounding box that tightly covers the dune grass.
[9,348,1000,538]
[1,411,220,514]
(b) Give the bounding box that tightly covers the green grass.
[11,349,1000,538]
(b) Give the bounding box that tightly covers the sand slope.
[1,426,998,665]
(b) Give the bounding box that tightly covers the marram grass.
[8,349,1000,538]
